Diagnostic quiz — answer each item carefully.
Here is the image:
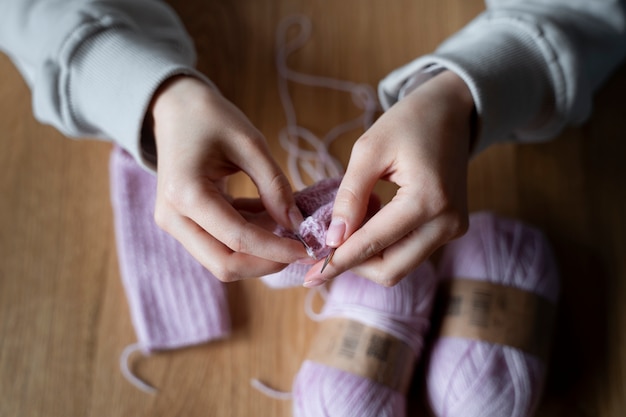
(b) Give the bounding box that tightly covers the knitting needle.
[320,248,336,273]
[295,233,315,258]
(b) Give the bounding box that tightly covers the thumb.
[327,150,383,247]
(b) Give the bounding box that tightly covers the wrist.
[411,70,476,153]
[150,75,215,125]
[143,75,217,160]
[437,71,474,113]
[437,71,478,150]
[141,75,193,165]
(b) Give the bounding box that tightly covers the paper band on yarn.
[307,318,416,392]
[438,279,556,358]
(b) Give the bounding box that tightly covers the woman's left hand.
[304,70,475,287]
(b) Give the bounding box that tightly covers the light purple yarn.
[427,211,560,417]
[292,264,438,417]
[110,147,231,352]
[262,177,380,288]
[261,178,339,288]
[110,147,232,393]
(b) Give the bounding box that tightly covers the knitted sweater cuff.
[67,27,214,171]
[379,13,574,154]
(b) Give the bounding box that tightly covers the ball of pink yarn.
[292,263,438,416]
[427,211,560,417]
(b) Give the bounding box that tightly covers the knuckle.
[224,222,255,254]
[379,266,411,288]
[424,186,453,217]
[353,133,386,157]
[334,186,362,214]
[153,206,169,230]
[180,186,204,211]
[379,275,403,288]
[211,264,241,283]
[361,264,404,287]
[361,238,387,261]
[447,212,469,239]
[225,231,245,253]
[163,181,205,213]
[434,208,468,242]
[269,171,290,192]
[242,129,265,145]
[352,255,410,288]
[161,179,182,207]
[419,190,468,241]
[264,172,292,199]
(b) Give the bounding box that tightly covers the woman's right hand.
[149,76,308,281]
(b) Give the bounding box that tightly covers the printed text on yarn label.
[439,279,556,358]
[307,318,416,392]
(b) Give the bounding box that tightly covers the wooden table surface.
[1,0,625,416]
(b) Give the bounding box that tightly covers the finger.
[303,198,421,284]
[232,197,266,213]
[303,192,426,279]
[229,138,304,232]
[349,219,454,286]
[328,137,387,247]
[240,209,278,233]
[162,214,289,281]
[336,190,425,261]
[303,219,441,287]
[180,183,307,264]
[304,210,466,287]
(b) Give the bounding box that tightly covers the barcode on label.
[470,290,492,327]
[446,295,462,316]
[366,334,391,362]
[339,321,364,359]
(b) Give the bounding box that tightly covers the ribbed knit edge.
[378,13,580,155]
[71,27,215,172]
[109,147,231,353]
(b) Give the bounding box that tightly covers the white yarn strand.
[250,378,294,401]
[275,14,379,189]
[253,13,386,406]
[120,343,157,395]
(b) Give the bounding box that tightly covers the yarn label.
[438,279,556,358]
[307,318,416,392]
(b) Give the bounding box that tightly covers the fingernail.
[303,277,326,288]
[325,219,346,247]
[289,206,304,233]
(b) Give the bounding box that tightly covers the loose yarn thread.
[427,211,560,417]
[120,343,157,395]
[275,14,379,190]
[263,13,381,288]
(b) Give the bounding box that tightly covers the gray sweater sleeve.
[0,0,210,170]
[3,1,625,164]
[379,0,626,154]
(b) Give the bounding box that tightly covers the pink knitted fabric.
[109,147,231,353]
[279,177,342,259]
[261,177,381,288]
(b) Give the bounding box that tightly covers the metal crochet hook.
[320,248,336,273]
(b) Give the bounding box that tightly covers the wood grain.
[1,0,625,416]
